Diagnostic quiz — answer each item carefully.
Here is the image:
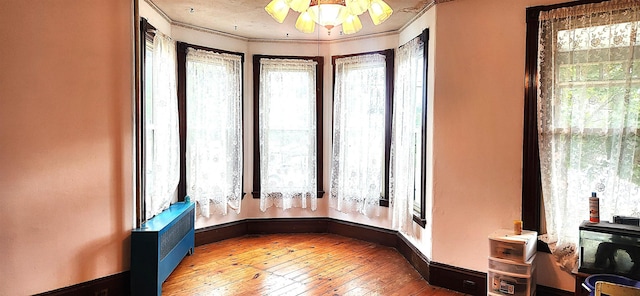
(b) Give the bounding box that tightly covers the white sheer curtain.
[259,58,318,212]
[537,0,640,271]
[145,32,180,219]
[186,48,243,218]
[391,37,424,232]
[329,53,387,216]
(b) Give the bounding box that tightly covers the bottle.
[589,192,600,223]
[514,220,523,235]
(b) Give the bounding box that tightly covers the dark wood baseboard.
[34,271,130,296]
[247,217,330,234]
[396,233,430,280]
[195,220,247,246]
[430,261,487,296]
[39,217,563,296]
[537,284,574,296]
[328,218,397,247]
[194,217,399,248]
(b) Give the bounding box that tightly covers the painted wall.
[0,0,585,294]
[0,1,133,295]
[431,0,525,272]
[144,0,579,292]
[430,0,577,292]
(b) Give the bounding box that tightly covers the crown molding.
[142,0,453,44]
[172,21,250,42]
[142,0,171,24]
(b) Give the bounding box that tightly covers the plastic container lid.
[583,274,640,296]
[488,229,537,244]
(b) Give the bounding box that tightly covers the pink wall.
[0,0,584,294]
[431,0,526,271]
[431,0,577,291]
[0,1,133,295]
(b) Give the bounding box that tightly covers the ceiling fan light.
[345,0,370,16]
[287,0,311,13]
[341,14,362,34]
[265,0,290,23]
[295,11,316,33]
[368,0,392,25]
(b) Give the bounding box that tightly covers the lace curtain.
[391,37,424,231]
[259,58,318,211]
[186,48,243,218]
[329,53,387,216]
[537,0,640,271]
[145,32,180,219]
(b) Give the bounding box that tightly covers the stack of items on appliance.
[488,228,537,296]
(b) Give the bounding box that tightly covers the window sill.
[413,215,426,228]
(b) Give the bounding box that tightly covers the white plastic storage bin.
[488,254,536,276]
[487,268,536,296]
[489,229,537,263]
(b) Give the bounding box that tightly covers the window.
[252,55,324,212]
[524,0,640,268]
[391,29,429,230]
[136,19,180,224]
[329,50,393,216]
[176,43,244,218]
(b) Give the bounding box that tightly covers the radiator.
[131,201,195,295]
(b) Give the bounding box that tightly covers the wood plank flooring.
[162,233,463,296]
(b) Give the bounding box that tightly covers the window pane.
[413,49,424,214]
[392,32,427,228]
[255,57,321,212]
[185,48,243,217]
[330,52,390,216]
[535,8,640,268]
[144,40,155,191]
[263,69,315,192]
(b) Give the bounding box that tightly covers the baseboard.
[195,220,247,246]
[396,233,430,280]
[327,219,397,247]
[34,271,130,296]
[194,217,397,247]
[247,217,330,234]
[429,261,487,296]
[537,284,574,296]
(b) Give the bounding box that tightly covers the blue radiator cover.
[131,201,195,295]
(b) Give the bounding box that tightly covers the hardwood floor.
[162,233,464,296]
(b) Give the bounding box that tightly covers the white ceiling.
[147,0,432,41]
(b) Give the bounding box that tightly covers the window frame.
[135,22,247,227]
[176,42,246,201]
[251,55,325,198]
[135,18,156,227]
[523,0,611,235]
[330,49,394,207]
[412,29,429,228]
